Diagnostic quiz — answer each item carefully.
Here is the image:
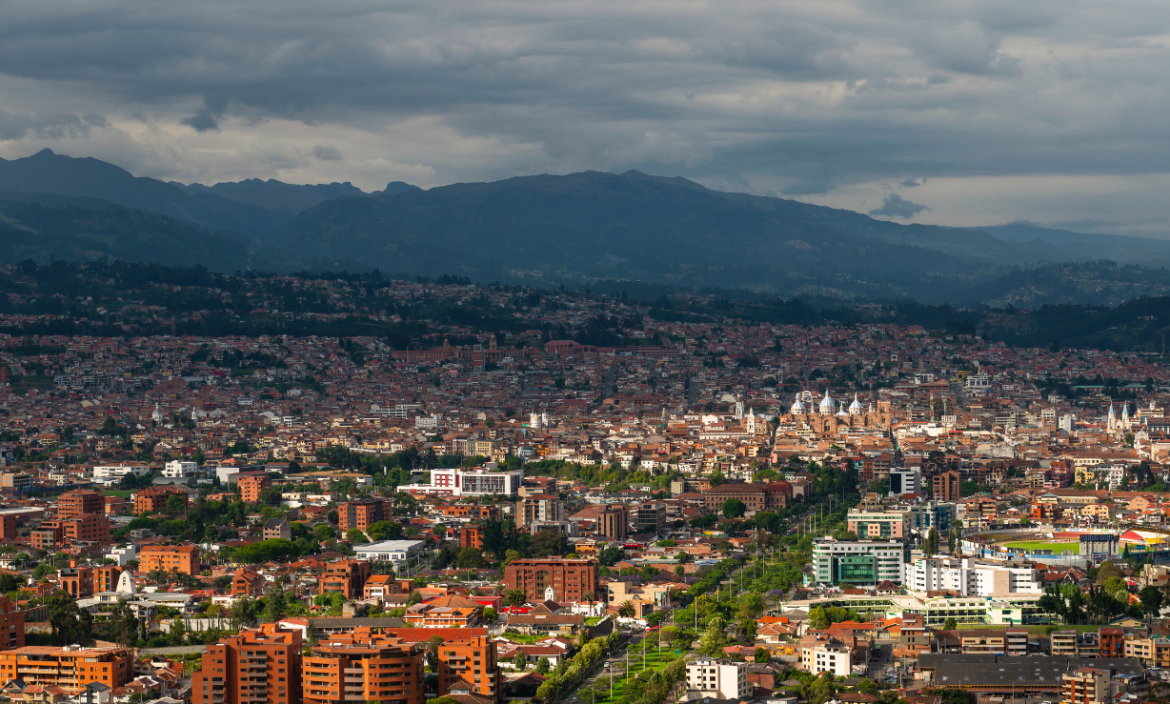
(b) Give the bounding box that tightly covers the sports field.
[1001,540,1079,554]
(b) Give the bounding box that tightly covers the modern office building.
[889,467,922,496]
[812,539,908,585]
[903,557,1043,597]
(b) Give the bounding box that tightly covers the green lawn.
[1001,540,1079,554]
[102,489,133,498]
[574,645,681,704]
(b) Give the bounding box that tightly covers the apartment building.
[134,486,188,515]
[933,470,961,502]
[237,474,272,503]
[685,660,750,700]
[302,631,424,704]
[1100,628,1125,658]
[0,645,132,693]
[192,624,302,704]
[55,514,111,544]
[338,499,387,533]
[504,558,600,602]
[516,496,564,528]
[1063,667,1110,704]
[319,559,373,600]
[846,508,910,539]
[810,643,852,677]
[634,502,666,535]
[232,569,266,597]
[139,544,201,575]
[362,576,413,601]
[0,596,23,650]
[436,636,500,702]
[58,489,104,519]
[957,630,1006,655]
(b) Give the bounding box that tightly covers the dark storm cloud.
[4,0,1170,207]
[869,194,929,219]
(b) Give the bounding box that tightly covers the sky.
[2,0,1170,236]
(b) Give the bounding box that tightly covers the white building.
[105,544,138,566]
[399,465,523,496]
[92,464,148,485]
[811,644,852,677]
[353,539,426,565]
[215,466,240,484]
[903,556,1043,597]
[685,660,750,700]
[889,467,922,496]
[163,461,197,478]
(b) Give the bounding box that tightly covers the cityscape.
[0,261,1154,704]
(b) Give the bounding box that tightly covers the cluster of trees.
[1036,561,1165,625]
[536,632,625,703]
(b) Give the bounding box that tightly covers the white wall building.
[353,539,426,564]
[889,467,922,496]
[399,465,523,496]
[811,644,852,677]
[685,660,750,700]
[903,556,1043,597]
[105,544,138,566]
[92,464,147,485]
[163,461,197,478]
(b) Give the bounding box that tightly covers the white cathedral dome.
[791,395,806,414]
[818,389,836,415]
[849,394,863,415]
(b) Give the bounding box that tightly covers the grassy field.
[572,645,682,704]
[1001,540,1079,554]
[101,489,133,498]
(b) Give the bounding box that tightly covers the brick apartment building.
[504,558,600,602]
[134,486,189,515]
[237,473,272,504]
[41,514,111,544]
[303,630,424,704]
[437,636,500,702]
[0,514,15,541]
[932,470,961,502]
[192,624,302,704]
[139,544,201,575]
[0,645,132,692]
[339,499,387,532]
[232,568,266,597]
[59,489,104,519]
[319,558,373,599]
[0,596,23,650]
[460,525,484,549]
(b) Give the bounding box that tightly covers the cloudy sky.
[2,0,1169,235]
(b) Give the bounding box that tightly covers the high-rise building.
[932,470,961,502]
[594,504,628,541]
[237,474,272,504]
[192,624,302,704]
[303,630,424,704]
[0,645,131,692]
[685,660,750,700]
[634,502,666,535]
[133,486,189,515]
[504,558,600,602]
[59,490,104,520]
[889,467,922,496]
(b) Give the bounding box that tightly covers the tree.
[709,470,726,486]
[108,599,139,648]
[943,617,957,631]
[455,547,485,569]
[857,679,877,695]
[483,607,498,621]
[675,551,689,564]
[696,617,728,655]
[345,529,366,543]
[504,589,527,608]
[674,564,686,578]
[1139,585,1164,625]
[924,527,939,556]
[0,573,17,593]
[737,592,765,621]
[366,521,404,541]
[535,656,550,674]
[230,595,255,630]
[513,651,527,670]
[754,647,771,663]
[618,600,635,618]
[1097,561,1123,584]
[722,498,746,519]
[264,583,286,622]
[407,591,423,607]
[808,606,830,630]
[47,591,91,645]
[530,529,570,558]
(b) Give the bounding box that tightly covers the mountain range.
[0,148,1169,305]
